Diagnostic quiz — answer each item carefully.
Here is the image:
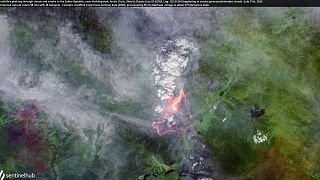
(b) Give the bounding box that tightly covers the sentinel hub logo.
[0,170,35,179]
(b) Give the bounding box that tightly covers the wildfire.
[168,89,185,113]
[152,89,191,136]
[151,38,197,136]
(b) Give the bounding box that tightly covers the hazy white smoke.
[0,15,11,79]
[0,16,115,142]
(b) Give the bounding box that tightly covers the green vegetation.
[114,121,179,180]
[73,8,113,54]
[190,8,320,178]
[54,129,95,179]
[100,100,148,119]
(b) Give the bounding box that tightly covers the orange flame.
[171,89,186,112]
[152,89,189,136]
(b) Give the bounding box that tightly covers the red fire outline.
[152,89,191,136]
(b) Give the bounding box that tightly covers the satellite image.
[0,7,319,180]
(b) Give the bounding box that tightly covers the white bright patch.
[253,130,268,144]
[168,115,174,122]
[189,154,194,159]
[191,162,198,170]
[154,105,163,113]
[153,38,197,103]
[222,117,227,123]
